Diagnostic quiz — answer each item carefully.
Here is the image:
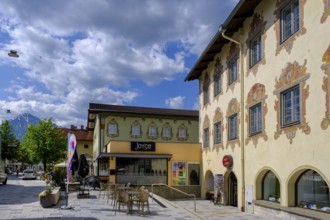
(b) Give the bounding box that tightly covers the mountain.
[8,113,41,141]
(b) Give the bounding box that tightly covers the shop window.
[203,73,210,105]
[228,58,238,85]
[262,171,280,203]
[228,114,238,140]
[214,121,222,144]
[281,0,299,43]
[281,85,300,127]
[116,158,167,185]
[296,170,330,211]
[98,159,109,176]
[249,103,262,135]
[188,163,200,185]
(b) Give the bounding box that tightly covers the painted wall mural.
[321,45,330,129]
[273,60,310,143]
[245,83,268,146]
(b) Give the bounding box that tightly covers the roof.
[185,0,262,81]
[59,128,93,141]
[87,103,199,130]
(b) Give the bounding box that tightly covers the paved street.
[0,174,268,220]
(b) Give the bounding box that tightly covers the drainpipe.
[221,26,246,212]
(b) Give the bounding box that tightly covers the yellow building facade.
[87,103,201,196]
[186,0,330,218]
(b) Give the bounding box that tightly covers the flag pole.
[61,133,76,210]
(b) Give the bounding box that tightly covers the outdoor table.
[127,191,140,214]
[116,186,131,191]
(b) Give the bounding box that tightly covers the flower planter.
[40,197,53,208]
[39,187,61,208]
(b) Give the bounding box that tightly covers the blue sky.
[0,0,237,127]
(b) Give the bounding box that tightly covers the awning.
[97,153,172,160]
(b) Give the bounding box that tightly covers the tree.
[0,120,18,161]
[21,118,67,171]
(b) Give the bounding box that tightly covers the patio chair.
[136,190,150,215]
[113,190,131,215]
[98,182,108,198]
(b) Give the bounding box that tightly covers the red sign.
[222,155,233,168]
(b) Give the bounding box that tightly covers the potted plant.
[39,176,53,208]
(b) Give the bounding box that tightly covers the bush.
[53,168,66,186]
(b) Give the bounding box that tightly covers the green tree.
[0,120,18,160]
[21,118,67,171]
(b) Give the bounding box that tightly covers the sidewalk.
[0,177,267,220]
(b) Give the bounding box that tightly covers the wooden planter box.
[39,187,61,208]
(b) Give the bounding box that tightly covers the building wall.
[103,114,199,144]
[198,0,330,212]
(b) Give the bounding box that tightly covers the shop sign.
[222,155,233,168]
[131,142,155,151]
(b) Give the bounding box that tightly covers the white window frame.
[214,122,222,144]
[281,0,300,43]
[281,85,301,127]
[178,127,187,139]
[148,126,157,137]
[162,127,171,138]
[132,123,141,136]
[249,103,262,135]
[228,58,238,85]
[108,122,118,135]
[228,114,238,140]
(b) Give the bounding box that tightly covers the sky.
[0,0,238,128]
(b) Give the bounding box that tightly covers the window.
[228,114,238,140]
[281,0,299,42]
[296,170,330,211]
[249,103,262,135]
[98,159,109,176]
[162,126,171,138]
[84,144,88,149]
[250,35,262,67]
[188,163,200,185]
[228,58,238,84]
[281,85,300,127]
[214,73,222,96]
[203,75,210,105]
[108,122,118,135]
[132,123,141,136]
[203,127,209,147]
[178,126,187,140]
[262,171,280,203]
[148,126,157,137]
[214,122,222,144]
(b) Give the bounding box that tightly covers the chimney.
[70,125,75,130]
[81,125,84,130]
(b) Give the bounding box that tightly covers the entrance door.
[228,172,237,207]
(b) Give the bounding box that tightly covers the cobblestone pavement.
[0,174,268,220]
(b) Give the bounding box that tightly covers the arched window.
[296,170,330,210]
[262,171,280,203]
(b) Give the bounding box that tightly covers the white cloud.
[165,96,185,109]
[0,0,237,126]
